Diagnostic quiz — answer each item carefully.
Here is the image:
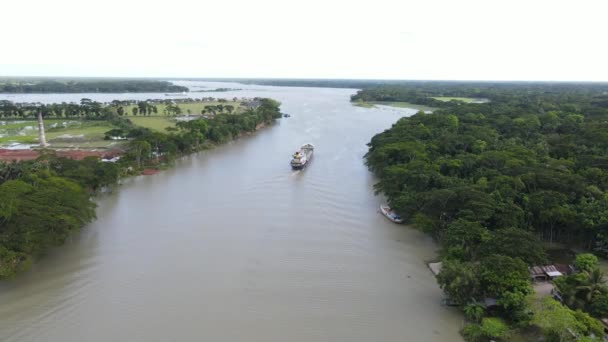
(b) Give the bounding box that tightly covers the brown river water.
[0,82,462,341]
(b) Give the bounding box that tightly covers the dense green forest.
[0,98,282,279]
[0,79,188,93]
[360,83,608,340]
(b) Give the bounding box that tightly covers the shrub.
[573,310,604,337]
[462,317,508,341]
[463,303,485,322]
[589,293,608,318]
[575,254,599,273]
[479,317,509,339]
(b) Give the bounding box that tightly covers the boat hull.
[291,156,311,169]
[380,205,403,224]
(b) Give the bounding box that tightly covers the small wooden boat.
[380,205,403,223]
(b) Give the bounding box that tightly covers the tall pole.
[37,110,48,147]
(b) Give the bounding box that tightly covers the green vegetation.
[128,116,175,131]
[0,98,244,120]
[360,82,608,340]
[462,317,509,341]
[531,297,604,341]
[0,158,117,277]
[46,124,114,140]
[553,264,607,316]
[0,121,114,145]
[0,98,249,146]
[0,79,188,93]
[0,98,282,279]
[575,253,600,273]
[122,101,242,117]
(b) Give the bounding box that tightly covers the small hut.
[529,265,564,282]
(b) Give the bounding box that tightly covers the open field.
[129,116,175,131]
[0,115,189,147]
[0,120,115,146]
[0,103,244,147]
[46,124,115,142]
[431,96,489,103]
[1,119,66,130]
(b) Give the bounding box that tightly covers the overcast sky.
[1,0,607,81]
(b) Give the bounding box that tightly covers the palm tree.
[576,269,607,304]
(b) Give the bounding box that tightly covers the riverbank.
[0,97,283,278]
[361,82,608,341]
[0,83,463,342]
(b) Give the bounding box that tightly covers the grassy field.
[0,103,242,147]
[1,116,191,146]
[46,124,114,140]
[129,116,175,131]
[431,96,488,103]
[123,101,243,116]
[0,120,115,146]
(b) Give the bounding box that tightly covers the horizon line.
[1,75,608,84]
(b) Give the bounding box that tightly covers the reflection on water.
[0,82,462,342]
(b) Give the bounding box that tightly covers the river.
[0,82,462,341]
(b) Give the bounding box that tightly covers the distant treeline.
[195,78,608,91]
[352,83,608,106]
[0,96,251,119]
[0,98,282,278]
[0,80,188,93]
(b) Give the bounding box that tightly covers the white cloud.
[1,0,607,81]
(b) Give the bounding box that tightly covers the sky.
[1,0,607,81]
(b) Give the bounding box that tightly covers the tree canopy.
[361,82,608,338]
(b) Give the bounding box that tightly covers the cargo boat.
[291,143,314,169]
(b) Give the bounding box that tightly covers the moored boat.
[380,204,403,223]
[291,143,314,169]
